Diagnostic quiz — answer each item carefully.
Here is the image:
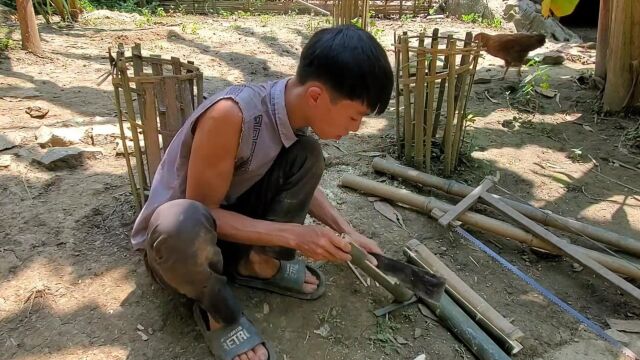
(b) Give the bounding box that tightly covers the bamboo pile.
[394,29,481,176]
[110,43,204,211]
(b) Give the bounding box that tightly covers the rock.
[414,328,422,338]
[136,330,149,341]
[395,335,409,345]
[36,126,90,148]
[147,328,154,335]
[535,87,558,98]
[263,303,270,314]
[583,42,597,50]
[0,251,21,277]
[503,0,581,43]
[571,263,584,272]
[0,133,23,151]
[0,155,14,168]
[136,324,145,331]
[473,77,493,84]
[31,147,103,170]
[313,324,330,338]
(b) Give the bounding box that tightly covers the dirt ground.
[2,11,640,360]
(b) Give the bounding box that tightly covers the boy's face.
[304,85,370,140]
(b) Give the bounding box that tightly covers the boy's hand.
[295,225,352,263]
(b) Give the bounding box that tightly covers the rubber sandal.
[232,259,326,300]
[193,303,277,360]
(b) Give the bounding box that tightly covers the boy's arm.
[309,188,383,255]
[186,99,351,262]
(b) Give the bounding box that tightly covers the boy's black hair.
[296,25,393,115]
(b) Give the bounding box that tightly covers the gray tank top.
[131,78,300,249]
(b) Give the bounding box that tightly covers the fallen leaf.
[418,303,438,321]
[582,124,594,132]
[373,201,406,230]
[605,329,630,344]
[607,318,640,333]
[395,335,409,345]
[535,87,558,98]
[358,151,384,157]
[314,324,330,338]
[413,355,426,360]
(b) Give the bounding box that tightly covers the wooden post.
[602,0,640,110]
[595,0,609,79]
[16,0,43,56]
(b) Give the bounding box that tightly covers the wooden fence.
[157,0,433,17]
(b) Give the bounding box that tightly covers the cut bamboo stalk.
[371,157,640,258]
[401,33,413,163]
[443,38,457,176]
[141,82,161,182]
[413,32,427,170]
[339,174,640,281]
[404,242,524,355]
[424,28,438,173]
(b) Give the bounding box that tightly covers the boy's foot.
[236,250,319,294]
[208,314,269,360]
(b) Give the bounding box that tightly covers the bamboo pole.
[401,33,413,163]
[414,32,427,170]
[595,0,610,79]
[424,28,438,173]
[432,34,452,138]
[443,38,457,176]
[394,32,402,157]
[451,32,473,168]
[339,174,640,281]
[404,242,524,355]
[371,157,640,258]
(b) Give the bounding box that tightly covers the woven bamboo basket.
[110,43,204,210]
[394,29,481,176]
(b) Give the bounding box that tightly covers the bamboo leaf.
[373,201,406,230]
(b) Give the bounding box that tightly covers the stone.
[115,139,145,155]
[503,0,581,43]
[0,155,13,168]
[0,133,23,151]
[36,126,89,148]
[473,76,493,84]
[0,251,21,277]
[31,147,103,171]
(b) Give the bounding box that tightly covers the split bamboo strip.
[424,28,438,172]
[394,31,402,157]
[401,32,412,163]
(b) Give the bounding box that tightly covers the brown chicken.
[473,32,546,80]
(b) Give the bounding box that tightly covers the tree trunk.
[68,0,82,22]
[602,0,640,111]
[595,0,609,79]
[16,0,43,55]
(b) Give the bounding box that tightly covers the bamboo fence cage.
[110,43,204,211]
[333,0,369,30]
[394,29,481,176]
[156,0,432,17]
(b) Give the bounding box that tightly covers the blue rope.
[452,226,627,351]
